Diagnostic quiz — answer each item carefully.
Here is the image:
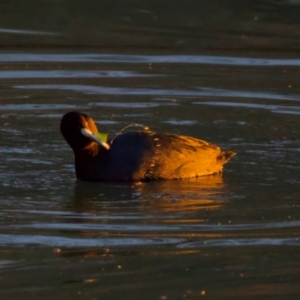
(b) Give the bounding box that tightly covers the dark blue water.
[1,1,300,299]
[0,52,299,299]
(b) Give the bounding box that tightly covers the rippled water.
[0,50,300,299]
[3,0,300,292]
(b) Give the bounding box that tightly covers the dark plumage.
[60,111,236,181]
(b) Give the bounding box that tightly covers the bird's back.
[94,130,235,181]
[139,132,235,179]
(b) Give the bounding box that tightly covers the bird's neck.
[80,142,100,156]
[74,143,100,180]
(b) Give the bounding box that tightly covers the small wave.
[5,219,300,232]
[90,102,167,108]
[178,237,300,248]
[14,85,299,102]
[0,104,77,111]
[0,147,38,154]
[0,70,157,79]
[163,120,198,125]
[0,234,183,248]
[1,53,300,66]
[194,101,300,115]
[3,209,171,220]
[0,28,60,36]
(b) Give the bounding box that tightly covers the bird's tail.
[217,150,236,164]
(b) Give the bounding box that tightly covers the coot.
[60,111,236,181]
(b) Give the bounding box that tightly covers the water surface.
[1,1,300,299]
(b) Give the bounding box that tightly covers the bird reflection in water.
[133,174,226,214]
[71,174,227,214]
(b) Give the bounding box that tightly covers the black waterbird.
[60,111,236,181]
